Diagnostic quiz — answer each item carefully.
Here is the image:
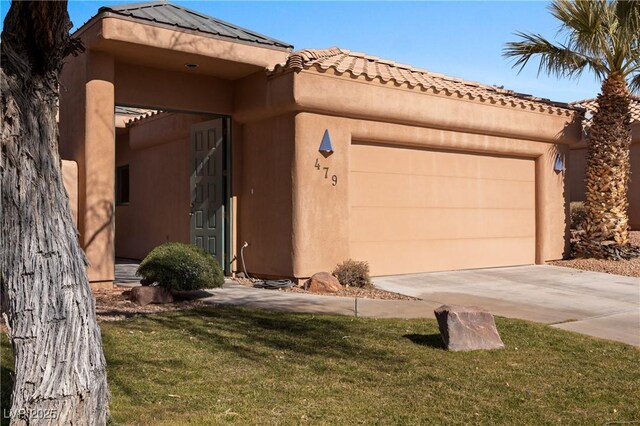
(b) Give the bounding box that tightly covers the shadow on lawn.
[128,306,401,364]
[103,306,439,399]
[103,306,418,405]
[403,333,445,349]
[1,364,13,426]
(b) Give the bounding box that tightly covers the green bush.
[136,243,224,291]
[332,259,372,288]
[570,201,587,230]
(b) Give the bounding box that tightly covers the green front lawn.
[2,307,639,425]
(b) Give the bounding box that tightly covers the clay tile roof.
[115,106,155,117]
[269,47,574,116]
[98,1,292,51]
[124,109,165,127]
[571,96,640,126]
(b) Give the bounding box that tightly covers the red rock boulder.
[304,272,342,293]
[129,286,174,306]
[434,304,505,351]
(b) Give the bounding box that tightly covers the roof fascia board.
[289,70,580,144]
[97,17,290,69]
[270,50,576,114]
[239,69,579,144]
[69,15,104,46]
[99,11,290,52]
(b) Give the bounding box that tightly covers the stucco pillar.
[535,145,570,263]
[83,52,116,284]
[292,113,351,278]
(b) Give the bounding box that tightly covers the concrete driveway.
[373,265,640,346]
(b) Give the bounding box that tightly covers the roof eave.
[72,9,292,53]
[101,11,292,52]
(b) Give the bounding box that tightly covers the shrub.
[570,201,587,230]
[332,259,372,288]
[136,242,224,291]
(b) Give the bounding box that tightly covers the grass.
[2,306,640,425]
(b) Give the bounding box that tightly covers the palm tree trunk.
[580,73,634,258]
[1,2,109,424]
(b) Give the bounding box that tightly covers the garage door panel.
[350,206,535,242]
[351,172,535,210]
[352,144,535,182]
[351,237,536,276]
[350,143,536,275]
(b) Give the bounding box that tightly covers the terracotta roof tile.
[115,106,155,117]
[571,96,640,126]
[270,48,574,116]
[124,109,165,126]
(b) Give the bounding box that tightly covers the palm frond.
[608,0,640,73]
[505,0,639,83]
[614,0,640,35]
[550,0,610,58]
[629,72,640,93]
[503,32,608,80]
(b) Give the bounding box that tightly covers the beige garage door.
[350,143,536,276]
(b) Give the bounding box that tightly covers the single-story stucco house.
[569,97,640,230]
[58,1,583,287]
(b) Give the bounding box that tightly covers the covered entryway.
[349,142,536,276]
[58,1,292,284]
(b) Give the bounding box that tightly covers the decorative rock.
[129,286,174,306]
[434,304,504,351]
[305,272,342,293]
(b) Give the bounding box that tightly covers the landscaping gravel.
[94,287,207,322]
[549,231,640,278]
[233,277,419,300]
[284,285,420,300]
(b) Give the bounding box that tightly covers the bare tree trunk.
[1,2,109,424]
[578,73,639,259]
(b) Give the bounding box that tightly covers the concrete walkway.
[202,284,439,319]
[115,258,142,284]
[373,265,639,346]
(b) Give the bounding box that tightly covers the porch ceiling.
[106,39,264,80]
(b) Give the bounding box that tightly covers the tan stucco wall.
[569,124,640,230]
[114,113,211,260]
[285,112,569,278]
[114,130,133,258]
[291,71,576,143]
[632,142,640,229]
[115,62,233,114]
[231,68,577,278]
[60,50,116,284]
[236,115,296,277]
[61,160,78,226]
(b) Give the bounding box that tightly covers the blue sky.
[0,1,602,102]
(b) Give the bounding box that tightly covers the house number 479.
[315,158,338,186]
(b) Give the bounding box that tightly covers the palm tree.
[504,0,639,259]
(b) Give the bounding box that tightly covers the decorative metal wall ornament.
[319,129,334,157]
[554,153,565,172]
